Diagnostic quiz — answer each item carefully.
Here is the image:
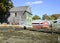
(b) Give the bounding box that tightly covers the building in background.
[8,6,32,27]
[32,20,49,29]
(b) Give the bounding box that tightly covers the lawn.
[0,25,59,43]
[0,30,58,43]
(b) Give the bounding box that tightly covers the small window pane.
[15,13,17,16]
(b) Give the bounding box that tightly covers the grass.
[0,25,59,43]
[0,30,58,43]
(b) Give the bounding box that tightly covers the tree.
[51,14,60,20]
[32,15,41,20]
[50,16,55,20]
[0,0,13,23]
[42,14,50,20]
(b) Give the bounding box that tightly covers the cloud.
[25,0,43,5]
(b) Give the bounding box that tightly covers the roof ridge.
[10,6,30,12]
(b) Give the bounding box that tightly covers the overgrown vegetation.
[32,14,60,20]
[0,0,13,23]
[0,30,58,43]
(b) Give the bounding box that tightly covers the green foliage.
[42,14,51,20]
[0,3,6,12]
[42,14,60,20]
[0,0,13,23]
[51,14,60,20]
[0,0,13,12]
[32,15,41,20]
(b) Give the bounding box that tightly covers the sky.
[12,0,60,18]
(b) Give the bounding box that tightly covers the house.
[8,6,32,27]
[51,18,60,28]
[32,20,49,29]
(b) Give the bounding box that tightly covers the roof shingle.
[10,6,30,12]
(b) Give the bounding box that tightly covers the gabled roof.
[10,6,30,12]
[32,20,44,23]
[32,20,49,23]
[10,6,32,15]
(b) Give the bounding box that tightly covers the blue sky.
[12,0,60,18]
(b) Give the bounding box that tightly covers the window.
[59,22,60,23]
[15,12,17,16]
[53,21,57,23]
